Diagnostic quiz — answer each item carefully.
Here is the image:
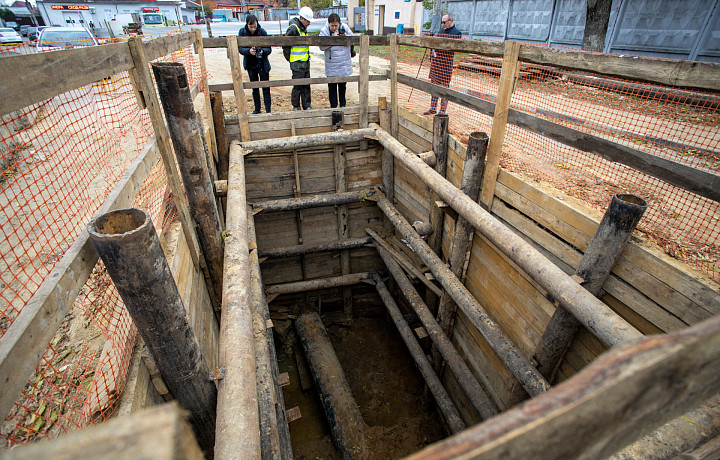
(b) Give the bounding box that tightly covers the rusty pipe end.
[469,131,489,142]
[87,208,151,243]
[614,193,648,210]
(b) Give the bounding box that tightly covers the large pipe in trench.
[152,62,224,311]
[533,193,648,381]
[370,272,466,434]
[87,208,216,457]
[369,123,643,348]
[295,311,369,459]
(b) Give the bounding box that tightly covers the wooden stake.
[332,111,353,320]
[194,29,219,165]
[226,35,251,141]
[359,34,370,130]
[479,40,521,209]
[378,97,394,205]
[390,34,399,137]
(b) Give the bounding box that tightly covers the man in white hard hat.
[283,6,314,110]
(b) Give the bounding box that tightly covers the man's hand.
[250,47,257,56]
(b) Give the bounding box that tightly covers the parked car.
[5,21,18,31]
[36,27,98,51]
[19,25,31,36]
[27,26,47,41]
[0,27,22,44]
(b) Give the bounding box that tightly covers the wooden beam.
[226,35,251,142]
[194,29,219,166]
[480,41,521,209]
[208,74,387,92]
[407,314,720,460]
[359,34,370,129]
[250,189,376,214]
[333,111,353,319]
[203,35,389,48]
[258,237,373,259]
[0,42,133,116]
[397,35,720,91]
[379,97,394,205]
[144,32,197,62]
[0,138,159,424]
[397,72,720,203]
[390,34,399,138]
[4,402,203,460]
[241,128,376,154]
[265,272,374,296]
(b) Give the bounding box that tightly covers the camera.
[257,48,263,58]
[338,25,346,35]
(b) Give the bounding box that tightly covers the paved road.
[138,18,341,39]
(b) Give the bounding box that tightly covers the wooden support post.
[375,246,497,421]
[332,111,353,320]
[259,237,372,259]
[251,189,376,214]
[152,62,224,313]
[265,272,374,296]
[479,40,520,209]
[194,29,219,165]
[210,91,229,182]
[217,141,261,459]
[370,123,643,348]
[378,97,394,205]
[390,34,399,138]
[406,315,720,460]
[359,34,370,130]
[241,128,375,154]
[374,189,550,398]
[248,208,293,460]
[295,311,368,458]
[126,37,203,269]
[371,272,466,434]
[533,193,648,381]
[425,113,450,312]
[289,121,308,281]
[226,35,251,142]
[432,132,488,373]
[87,209,216,457]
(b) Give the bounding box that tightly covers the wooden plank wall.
[394,108,720,419]
[239,109,385,306]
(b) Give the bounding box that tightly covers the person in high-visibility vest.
[283,6,314,110]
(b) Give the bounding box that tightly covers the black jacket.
[283,17,307,63]
[238,24,271,72]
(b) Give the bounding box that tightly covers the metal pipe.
[533,193,648,381]
[370,272,466,434]
[265,272,374,296]
[251,189,376,214]
[374,189,550,397]
[295,311,368,458]
[152,62,224,311]
[375,246,497,420]
[259,237,373,259]
[241,128,376,154]
[434,131,488,372]
[370,123,643,347]
[216,141,261,459]
[87,208,216,457]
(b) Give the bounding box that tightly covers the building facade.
[36,0,196,29]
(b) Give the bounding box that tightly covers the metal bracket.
[209,366,226,382]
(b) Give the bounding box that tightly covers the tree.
[582,0,613,52]
[201,3,213,18]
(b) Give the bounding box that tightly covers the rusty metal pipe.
[371,272,466,434]
[375,246,498,420]
[152,62,224,312]
[215,140,261,459]
[295,311,368,458]
[251,189,376,214]
[375,189,550,397]
[87,208,216,458]
[534,193,648,380]
[370,123,643,347]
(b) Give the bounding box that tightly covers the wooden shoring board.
[208,74,387,92]
[226,35,251,142]
[193,29,219,166]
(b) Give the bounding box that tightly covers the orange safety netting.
[0,41,202,447]
[394,39,720,282]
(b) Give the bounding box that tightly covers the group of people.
[237,10,460,116]
[238,8,353,114]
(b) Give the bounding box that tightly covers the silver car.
[36,26,98,51]
[0,27,22,44]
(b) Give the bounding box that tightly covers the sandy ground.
[203,47,390,113]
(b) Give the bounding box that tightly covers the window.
[394,11,400,20]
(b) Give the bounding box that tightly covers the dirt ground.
[202,47,390,114]
[277,315,445,459]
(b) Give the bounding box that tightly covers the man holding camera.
[319,13,354,109]
[239,14,272,114]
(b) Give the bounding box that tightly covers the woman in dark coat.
[238,14,272,114]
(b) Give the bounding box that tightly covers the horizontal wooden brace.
[209,74,387,92]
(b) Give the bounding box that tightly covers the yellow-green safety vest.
[289,23,309,62]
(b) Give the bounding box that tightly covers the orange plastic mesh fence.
[394,40,720,282]
[1,41,201,447]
